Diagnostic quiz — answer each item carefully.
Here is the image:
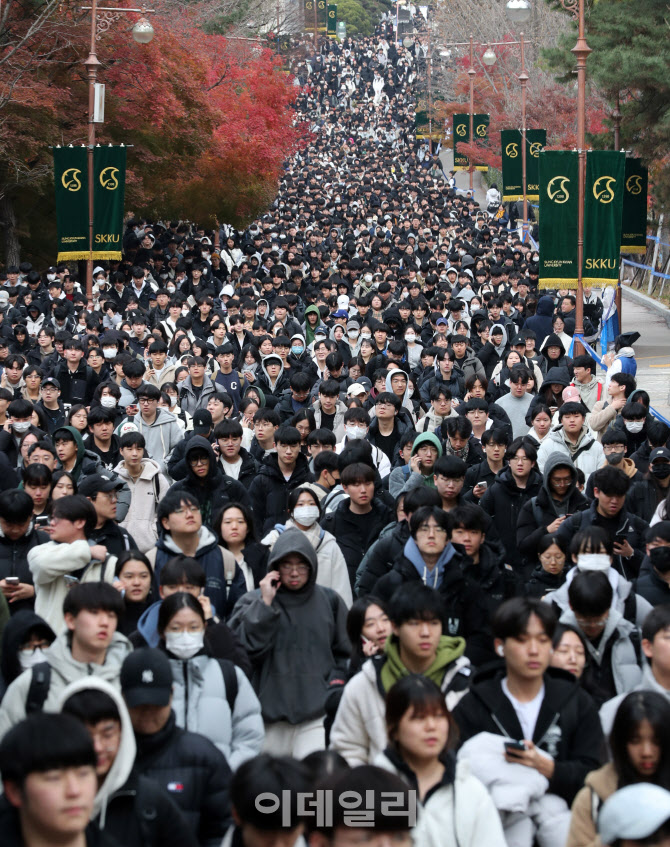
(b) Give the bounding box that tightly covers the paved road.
[439,145,488,206]
[620,292,670,419]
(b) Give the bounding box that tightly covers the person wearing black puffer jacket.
[168,437,250,530]
[0,490,47,615]
[372,506,493,664]
[480,436,543,575]
[248,425,314,535]
[453,597,603,845]
[355,487,442,597]
[121,648,232,847]
[516,453,588,573]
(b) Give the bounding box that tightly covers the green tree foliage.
[336,0,391,36]
[543,0,669,209]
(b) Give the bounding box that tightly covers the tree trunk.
[0,194,20,266]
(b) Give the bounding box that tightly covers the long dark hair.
[346,596,390,674]
[610,691,670,788]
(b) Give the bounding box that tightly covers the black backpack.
[26,657,239,715]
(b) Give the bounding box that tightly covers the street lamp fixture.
[482,47,497,65]
[505,0,531,24]
[81,1,155,296]
[132,17,154,43]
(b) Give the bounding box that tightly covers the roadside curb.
[622,284,670,328]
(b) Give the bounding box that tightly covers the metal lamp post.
[82,0,154,297]
[557,0,590,353]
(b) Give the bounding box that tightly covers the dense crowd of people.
[0,13,668,847]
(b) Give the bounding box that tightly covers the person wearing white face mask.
[403,324,423,369]
[260,487,352,606]
[550,526,652,632]
[157,591,263,770]
[335,408,391,481]
[0,611,55,698]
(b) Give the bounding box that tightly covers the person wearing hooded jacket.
[329,583,472,767]
[130,387,183,477]
[480,436,543,574]
[59,677,198,847]
[516,454,589,570]
[0,582,133,739]
[168,437,250,529]
[228,528,351,757]
[255,353,290,409]
[260,487,353,606]
[476,323,509,380]
[526,366,572,424]
[0,610,55,702]
[523,295,557,347]
[537,402,604,483]
[372,505,493,664]
[53,424,104,482]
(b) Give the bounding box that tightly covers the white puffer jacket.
[375,751,507,847]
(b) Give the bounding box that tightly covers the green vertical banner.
[54,146,89,262]
[539,150,579,289]
[472,114,489,171]
[582,150,625,288]
[501,129,546,201]
[304,0,315,31]
[501,130,522,200]
[620,157,648,254]
[452,114,469,170]
[316,0,327,31]
[327,3,337,35]
[92,145,126,261]
[526,129,546,199]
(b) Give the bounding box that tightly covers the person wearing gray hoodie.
[228,528,350,757]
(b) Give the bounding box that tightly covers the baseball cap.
[78,472,124,498]
[598,784,670,844]
[347,383,367,397]
[357,376,372,392]
[42,377,60,390]
[332,309,349,319]
[121,648,173,708]
[116,421,139,437]
[436,317,448,327]
[562,385,581,404]
[510,334,526,346]
[192,409,213,434]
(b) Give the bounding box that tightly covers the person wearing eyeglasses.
[130,383,182,477]
[168,436,250,530]
[229,527,350,758]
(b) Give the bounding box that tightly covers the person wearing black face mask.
[628,448,670,524]
[635,541,670,607]
[584,429,642,500]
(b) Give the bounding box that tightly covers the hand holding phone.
[504,740,527,754]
